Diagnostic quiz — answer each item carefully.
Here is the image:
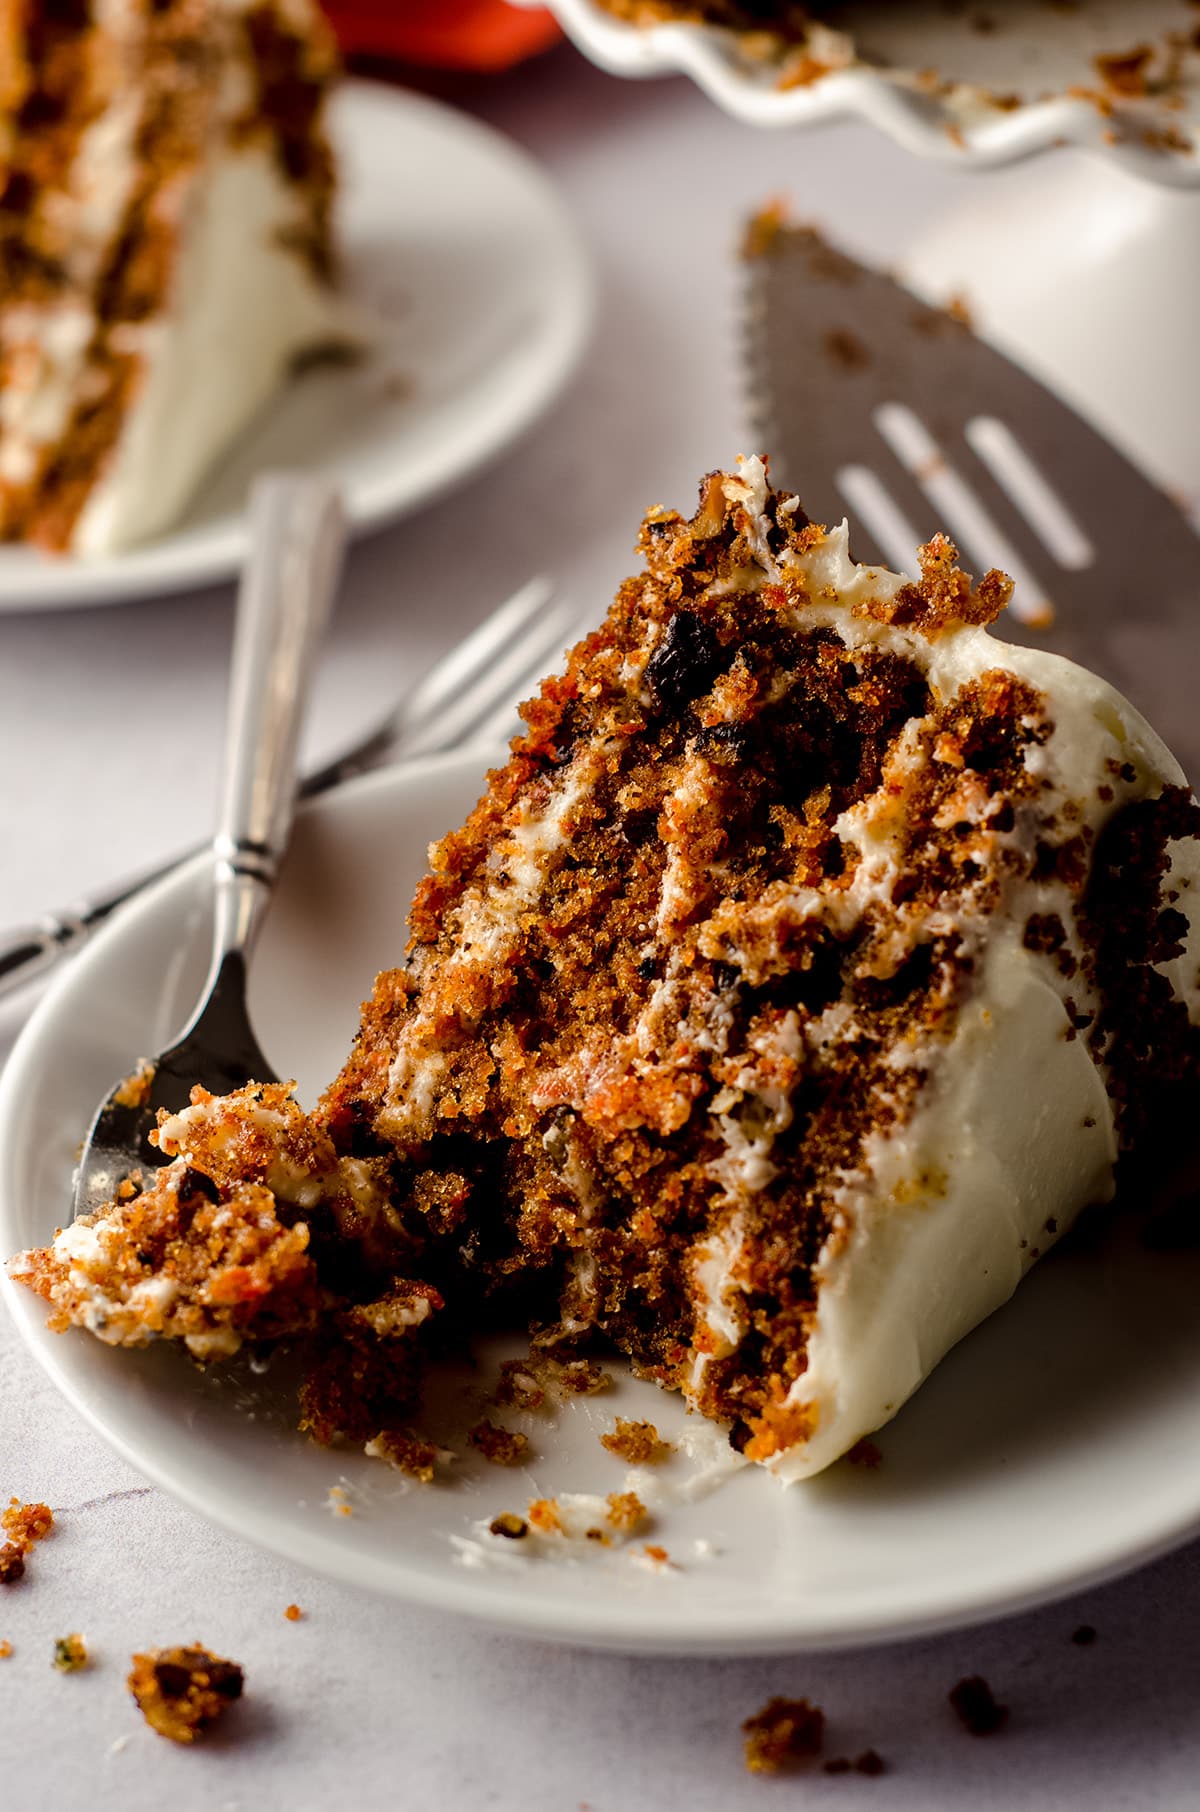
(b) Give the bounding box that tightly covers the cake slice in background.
[0,0,340,556]
[14,459,1200,1482]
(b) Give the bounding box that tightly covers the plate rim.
[5,751,1200,1655]
[532,0,1200,190]
[0,81,594,615]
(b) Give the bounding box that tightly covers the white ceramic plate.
[5,751,1200,1654]
[534,0,1200,185]
[0,83,592,613]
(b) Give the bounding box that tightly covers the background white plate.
[5,752,1200,1654]
[0,82,593,613]
[535,0,1200,184]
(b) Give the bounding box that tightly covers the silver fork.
[743,224,1200,784]
[0,574,574,1003]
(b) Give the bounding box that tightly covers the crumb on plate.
[605,1491,647,1534]
[600,1418,670,1464]
[363,1429,439,1482]
[468,1420,531,1466]
[493,1359,545,1411]
[489,1513,528,1540]
[527,1497,563,1535]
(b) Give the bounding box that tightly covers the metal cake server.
[742,224,1200,782]
[72,474,345,1221]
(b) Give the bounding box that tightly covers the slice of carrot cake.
[13,457,1200,1479]
[0,0,339,554]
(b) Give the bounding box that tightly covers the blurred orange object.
[323,1,561,70]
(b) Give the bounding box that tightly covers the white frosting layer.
[691,458,1200,1480]
[71,140,334,554]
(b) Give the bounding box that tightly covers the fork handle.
[209,474,346,967]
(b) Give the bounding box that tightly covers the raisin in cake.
[0,0,339,554]
[15,458,1200,1481]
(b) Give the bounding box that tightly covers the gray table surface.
[3,42,1199,1812]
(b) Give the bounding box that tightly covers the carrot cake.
[12,457,1200,1479]
[0,0,339,555]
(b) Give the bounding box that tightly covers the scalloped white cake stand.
[530,0,1200,501]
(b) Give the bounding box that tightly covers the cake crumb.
[112,1061,155,1110]
[1094,44,1153,96]
[845,1439,883,1469]
[0,1545,25,1586]
[493,1360,545,1411]
[363,1430,439,1482]
[554,1357,613,1397]
[1070,1624,1097,1646]
[489,1513,528,1540]
[824,1749,887,1776]
[527,1498,563,1535]
[128,1645,244,1744]
[283,1604,303,1622]
[600,1418,671,1464]
[641,1543,670,1565]
[0,1639,12,1658]
[468,1420,531,1466]
[742,1696,825,1773]
[945,292,974,329]
[606,1491,647,1534]
[53,1633,89,1673]
[3,1498,53,1549]
[949,1674,1009,1736]
[325,1484,354,1517]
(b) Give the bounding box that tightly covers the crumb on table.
[949,1674,1009,1736]
[283,1604,303,1622]
[0,1639,12,1658]
[3,1499,53,1549]
[742,1696,825,1773]
[824,1749,886,1776]
[600,1418,670,1464]
[468,1420,531,1466]
[1071,1624,1097,1646]
[53,1633,89,1673]
[0,1546,25,1586]
[128,1645,244,1744]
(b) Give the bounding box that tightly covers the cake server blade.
[742,221,1200,782]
